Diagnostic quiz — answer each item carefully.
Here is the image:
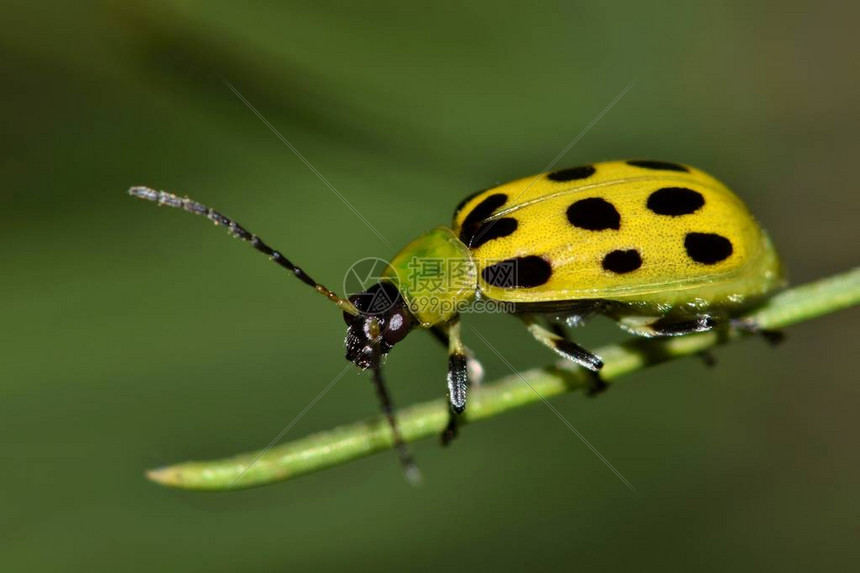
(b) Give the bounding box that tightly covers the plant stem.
[147,267,860,491]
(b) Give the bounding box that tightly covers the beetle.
[130,159,784,481]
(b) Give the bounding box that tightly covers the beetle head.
[343,282,415,369]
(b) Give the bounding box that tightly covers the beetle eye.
[382,309,412,345]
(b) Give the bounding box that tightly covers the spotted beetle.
[130,159,784,480]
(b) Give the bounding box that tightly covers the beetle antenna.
[128,187,359,316]
[368,318,422,485]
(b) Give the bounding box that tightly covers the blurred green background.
[3,1,858,571]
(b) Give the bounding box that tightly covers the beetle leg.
[440,315,469,446]
[523,318,606,395]
[429,324,484,386]
[367,318,421,484]
[616,315,663,337]
[523,318,607,396]
[546,322,606,389]
[547,320,568,339]
[730,318,786,345]
[635,315,721,367]
[524,319,604,371]
[647,315,717,336]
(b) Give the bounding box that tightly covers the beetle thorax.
[381,227,477,327]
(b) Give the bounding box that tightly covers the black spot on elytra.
[453,188,487,218]
[602,249,642,274]
[459,193,508,244]
[547,165,596,182]
[684,232,733,264]
[647,187,705,216]
[465,217,518,248]
[627,160,689,173]
[567,198,621,231]
[481,255,552,288]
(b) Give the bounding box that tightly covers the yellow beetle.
[130,159,784,481]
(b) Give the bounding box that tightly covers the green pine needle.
[147,267,860,491]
